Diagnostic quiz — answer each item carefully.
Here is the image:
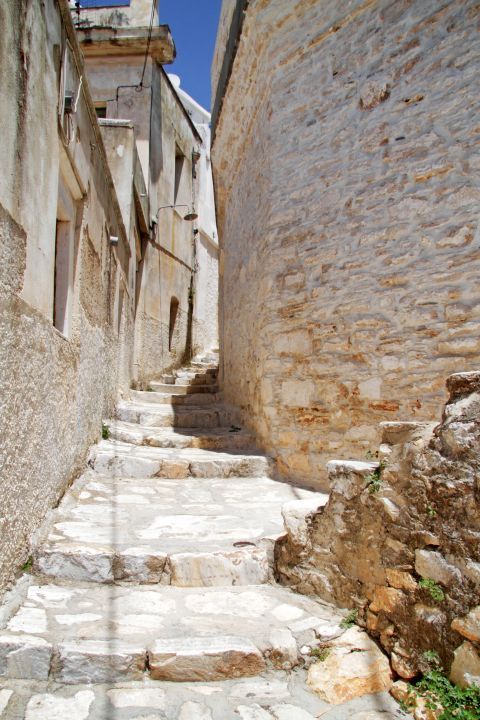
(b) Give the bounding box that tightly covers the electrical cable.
[137,0,156,90]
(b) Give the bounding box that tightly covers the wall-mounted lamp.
[152,204,198,224]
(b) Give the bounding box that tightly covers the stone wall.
[276,371,480,684]
[212,0,480,489]
[0,0,136,598]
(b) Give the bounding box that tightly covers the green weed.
[340,608,358,629]
[418,578,445,603]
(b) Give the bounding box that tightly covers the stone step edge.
[104,423,257,449]
[130,391,222,405]
[32,543,276,585]
[91,451,273,479]
[0,634,268,685]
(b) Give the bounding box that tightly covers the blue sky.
[160,1,223,112]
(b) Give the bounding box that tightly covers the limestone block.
[274,330,312,356]
[24,690,95,720]
[446,372,480,402]
[307,627,392,703]
[281,495,328,547]
[107,688,166,709]
[414,604,446,628]
[35,546,114,583]
[115,549,167,583]
[369,586,405,614]
[178,701,213,719]
[55,640,146,683]
[280,380,314,407]
[385,569,417,592]
[415,550,462,586]
[0,689,13,715]
[7,607,47,634]
[451,607,480,643]
[94,452,162,478]
[449,641,480,688]
[169,549,271,587]
[391,649,417,679]
[148,636,265,681]
[327,460,378,500]
[271,705,316,720]
[268,628,298,669]
[0,634,52,680]
[236,706,273,720]
[229,678,290,701]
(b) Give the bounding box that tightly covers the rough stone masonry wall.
[212,0,480,489]
[276,371,480,684]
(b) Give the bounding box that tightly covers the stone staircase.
[0,354,404,719]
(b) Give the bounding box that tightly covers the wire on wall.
[137,0,156,90]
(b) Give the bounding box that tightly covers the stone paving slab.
[91,440,271,479]
[105,420,257,451]
[33,474,316,585]
[0,582,348,683]
[0,675,406,719]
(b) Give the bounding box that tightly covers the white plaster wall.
[72,0,159,28]
[0,0,135,598]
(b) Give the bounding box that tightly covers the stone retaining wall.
[212,0,480,488]
[276,372,480,684]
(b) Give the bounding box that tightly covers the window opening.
[169,297,179,351]
[95,103,107,119]
[174,147,185,205]
[53,176,75,337]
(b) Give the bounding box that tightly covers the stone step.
[0,582,346,684]
[91,441,271,479]
[148,382,219,395]
[131,390,219,406]
[175,373,214,386]
[105,420,256,451]
[32,474,317,586]
[0,674,403,719]
[116,401,227,429]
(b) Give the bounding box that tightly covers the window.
[174,147,185,205]
[95,103,107,119]
[169,297,179,351]
[53,176,76,337]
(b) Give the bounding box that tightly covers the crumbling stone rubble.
[276,371,480,684]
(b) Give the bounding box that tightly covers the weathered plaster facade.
[76,12,218,383]
[212,0,480,489]
[169,75,220,360]
[0,0,138,597]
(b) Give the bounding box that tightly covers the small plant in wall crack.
[21,557,33,573]
[407,665,480,720]
[340,608,358,629]
[418,578,445,603]
[422,649,442,669]
[310,645,331,661]
[102,423,110,440]
[364,456,388,494]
